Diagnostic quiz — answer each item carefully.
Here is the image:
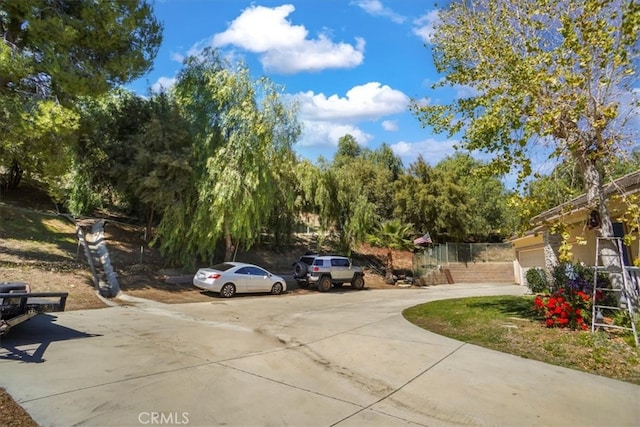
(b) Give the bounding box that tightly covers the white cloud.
[382,120,398,131]
[352,0,405,24]
[296,82,409,122]
[170,52,185,63]
[391,138,457,166]
[297,120,372,148]
[261,36,365,74]
[151,77,177,93]
[213,5,306,52]
[292,82,408,155]
[210,4,365,74]
[413,10,440,44]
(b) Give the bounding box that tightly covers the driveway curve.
[1,283,639,426]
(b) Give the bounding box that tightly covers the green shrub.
[551,262,593,293]
[525,267,548,293]
[67,171,102,216]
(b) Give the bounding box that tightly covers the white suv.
[307,256,365,292]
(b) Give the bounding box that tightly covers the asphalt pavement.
[1,283,639,427]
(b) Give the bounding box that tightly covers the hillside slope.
[1,185,411,307]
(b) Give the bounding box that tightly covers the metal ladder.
[591,237,639,346]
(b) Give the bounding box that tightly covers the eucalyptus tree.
[0,0,162,191]
[156,49,301,264]
[306,138,401,252]
[434,153,509,239]
[394,156,473,242]
[333,134,362,168]
[310,162,374,252]
[128,92,193,240]
[368,143,404,181]
[394,157,437,237]
[333,159,383,250]
[412,0,639,266]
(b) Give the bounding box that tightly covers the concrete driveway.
[1,283,639,427]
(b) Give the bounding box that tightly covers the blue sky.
[128,0,460,169]
[127,0,640,187]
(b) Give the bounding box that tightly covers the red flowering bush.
[534,289,591,330]
[533,262,603,330]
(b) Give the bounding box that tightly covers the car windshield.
[211,263,235,271]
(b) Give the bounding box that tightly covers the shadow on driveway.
[0,314,100,363]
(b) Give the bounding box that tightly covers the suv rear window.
[300,256,316,265]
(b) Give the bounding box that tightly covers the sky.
[127,0,464,169]
[127,0,640,186]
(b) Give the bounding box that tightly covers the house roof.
[530,169,640,226]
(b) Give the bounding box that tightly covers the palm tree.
[368,220,414,283]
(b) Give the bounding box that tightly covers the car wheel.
[293,261,308,278]
[317,276,332,292]
[351,275,365,290]
[271,282,284,295]
[219,283,236,298]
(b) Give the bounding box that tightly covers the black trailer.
[0,282,68,336]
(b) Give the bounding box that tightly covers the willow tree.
[156,49,300,264]
[412,0,639,270]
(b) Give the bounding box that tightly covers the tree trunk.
[145,204,154,242]
[581,156,623,297]
[6,159,23,190]
[224,222,234,262]
[385,249,394,282]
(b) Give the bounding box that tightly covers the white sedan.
[193,262,286,297]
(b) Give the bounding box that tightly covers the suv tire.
[351,275,365,290]
[317,276,332,292]
[293,261,308,278]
